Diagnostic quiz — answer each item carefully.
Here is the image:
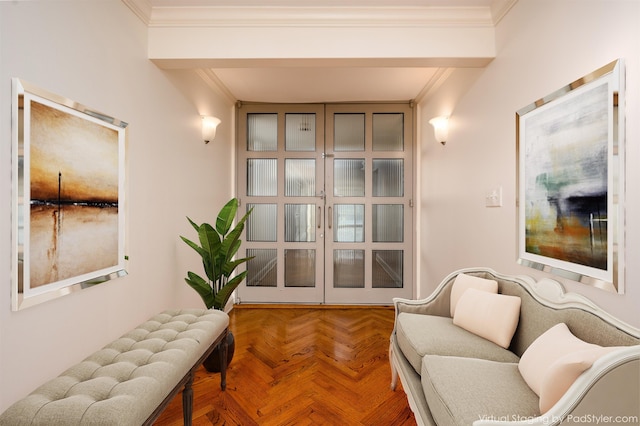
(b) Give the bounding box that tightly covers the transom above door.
[236,103,413,305]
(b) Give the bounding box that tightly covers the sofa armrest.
[472,345,640,426]
[392,294,450,318]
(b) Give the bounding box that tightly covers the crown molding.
[195,68,237,104]
[122,0,153,25]
[147,7,493,28]
[490,0,517,24]
[122,1,518,28]
[413,67,454,105]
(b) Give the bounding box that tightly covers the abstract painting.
[516,60,625,293]
[12,79,128,310]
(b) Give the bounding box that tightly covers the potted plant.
[180,197,253,372]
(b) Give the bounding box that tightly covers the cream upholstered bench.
[0,308,229,426]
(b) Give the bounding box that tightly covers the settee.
[390,267,640,426]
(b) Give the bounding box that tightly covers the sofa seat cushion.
[396,313,520,374]
[421,355,540,426]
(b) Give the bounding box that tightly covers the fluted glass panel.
[285,249,316,287]
[247,113,277,151]
[334,204,365,242]
[373,113,403,151]
[334,113,365,151]
[285,204,316,242]
[334,249,364,288]
[372,250,403,288]
[247,249,277,287]
[372,159,404,197]
[334,159,365,197]
[247,159,277,196]
[285,159,315,197]
[372,204,403,242]
[286,114,316,151]
[246,204,277,242]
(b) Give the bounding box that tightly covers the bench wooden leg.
[219,332,228,391]
[182,371,194,426]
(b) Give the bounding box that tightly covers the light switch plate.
[485,187,502,207]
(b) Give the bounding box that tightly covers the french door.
[236,103,413,305]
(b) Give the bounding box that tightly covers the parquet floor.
[154,306,417,425]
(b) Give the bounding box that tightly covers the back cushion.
[449,273,498,317]
[453,288,521,348]
[495,278,640,356]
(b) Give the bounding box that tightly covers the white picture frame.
[516,60,625,293]
[12,78,129,310]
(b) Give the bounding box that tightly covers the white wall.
[0,1,234,410]
[419,0,640,328]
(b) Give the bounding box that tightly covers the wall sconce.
[202,116,221,144]
[429,116,449,145]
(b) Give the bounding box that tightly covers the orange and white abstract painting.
[29,100,120,288]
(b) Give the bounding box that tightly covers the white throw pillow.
[452,288,521,348]
[449,273,498,317]
[518,323,621,413]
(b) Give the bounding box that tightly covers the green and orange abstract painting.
[523,83,608,271]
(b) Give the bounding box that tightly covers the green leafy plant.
[180,198,253,310]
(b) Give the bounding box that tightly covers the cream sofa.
[390,267,640,426]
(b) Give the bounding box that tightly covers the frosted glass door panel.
[285,249,316,287]
[372,250,403,288]
[238,103,325,304]
[247,249,277,287]
[334,159,365,197]
[285,204,316,242]
[334,250,364,288]
[286,114,316,151]
[248,113,278,151]
[372,159,404,197]
[247,204,277,242]
[372,204,403,242]
[285,159,315,197]
[247,159,277,196]
[373,113,403,151]
[334,204,365,243]
[334,113,365,151]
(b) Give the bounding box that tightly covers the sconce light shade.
[202,116,221,144]
[429,116,449,145]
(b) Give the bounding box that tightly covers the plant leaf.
[180,236,207,259]
[220,233,241,270]
[213,271,248,310]
[223,256,254,277]
[220,206,252,261]
[216,198,238,236]
[185,271,214,309]
[197,223,221,282]
[187,216,200,232]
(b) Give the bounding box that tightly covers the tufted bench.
[0,308,229,426]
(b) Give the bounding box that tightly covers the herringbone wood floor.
[154,306,417,425]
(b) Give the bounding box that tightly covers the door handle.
[318,206,322,228]
[328,206,332,229]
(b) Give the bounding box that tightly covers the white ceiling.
[125,0,515,103]
[210,66,443,104]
